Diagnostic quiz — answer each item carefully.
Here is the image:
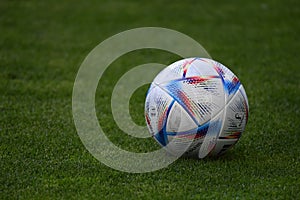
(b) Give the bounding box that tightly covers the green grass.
[1,0,299,199]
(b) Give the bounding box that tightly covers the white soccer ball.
[145,58,249,158]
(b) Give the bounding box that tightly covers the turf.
[1,0,299,199]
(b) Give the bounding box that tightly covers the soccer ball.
[145,58,249,158]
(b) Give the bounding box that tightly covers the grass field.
[1,0,299,199]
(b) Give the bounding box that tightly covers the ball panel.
[205,59,241,100]
[238,85,249,124]
[166,101,198,133]
[197,109,225,158]
[219,86,248,139]
[168,109,225,157]
[186,58,220,77]
[152,58,194,85]
[160,76,225,126]
[145,86,174,140]
[166,122,208,156]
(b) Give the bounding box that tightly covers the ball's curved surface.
[145,58,249,158]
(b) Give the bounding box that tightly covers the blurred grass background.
[0,0,299,199]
